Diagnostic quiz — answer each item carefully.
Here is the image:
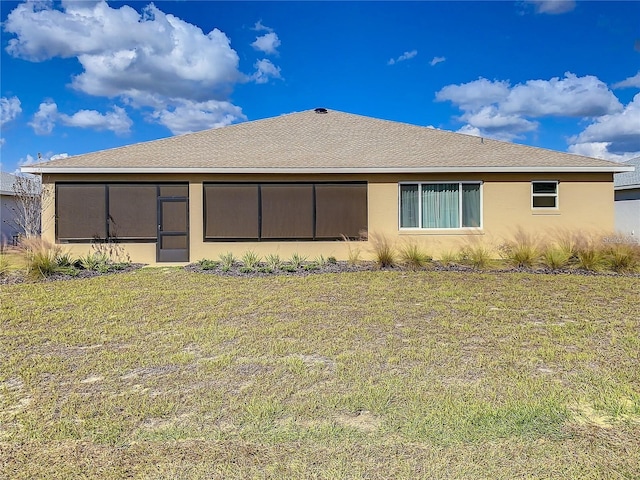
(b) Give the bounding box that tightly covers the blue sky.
[1,0,639,174]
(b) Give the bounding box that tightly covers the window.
[399,182,481,229]
[204,184,259,239]
[261,184,314,239]
[108,185,157,239]
[531,181,558,208]
[204,182,368,241]
[315,183,368,239]
[57,184,107,240]
[56,183,187,242]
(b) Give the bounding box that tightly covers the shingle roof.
[1,171,42,195]
[22,109,632,174]
[614,157,640,189]
[1,172,16,195]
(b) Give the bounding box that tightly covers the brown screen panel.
[160,235,188,249]
[204,184,259,239]
[315,184,367,239]
[261,185,314,239]
[108,185,157,239]
[159,184,188,198]
[57,184,107,240]
[161,200,188,232]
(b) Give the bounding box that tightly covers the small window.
[399,182,482,229]
[532,181,558,209]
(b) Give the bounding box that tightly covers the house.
[1,172,23,246]
[1,171,42,247]
[614,156,640,239]
[22,108,634,264]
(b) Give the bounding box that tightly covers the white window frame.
[398,181,483,230]
[531,181,559,209]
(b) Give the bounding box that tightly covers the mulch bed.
[2,261,638,285]
[0,263,145,285]
[184,260,640,278]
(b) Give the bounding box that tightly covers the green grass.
[1,269,639,479]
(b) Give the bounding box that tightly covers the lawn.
[1,268,639,479]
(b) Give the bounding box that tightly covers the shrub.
[79,252,109,271]
[540,246,572,271]
[91,235,130,265]
[265,253,282,271]
[55,252,75,267]
[398,243,431,270]
[327,256,337,265]
[19,237,63,278]
[369,233,396,268]
[604,242,640,273]
[550,230,580,263]
[575,247,604,272]
[242,251,261,269]
[341,234,363,265]
[499,230,541,268]
[458,243,494,270]
[198,259,219,270]
[219,252,236,270]
[289,253,307,268]
[314,255,328,267]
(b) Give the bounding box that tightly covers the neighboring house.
[614,156,640,239]
[1,171,42,246]
[22,108,633,264]
[1,172,22,246]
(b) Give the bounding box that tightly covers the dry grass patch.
[1,269,639,479]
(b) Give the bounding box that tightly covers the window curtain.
[400,184,419,227]
[422,183,459,228]
[462,183,481,227]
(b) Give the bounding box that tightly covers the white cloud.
[568,93,640,161]
[525,0,576,15]
[4,1,251,133]
[28,101,133,135]
[251,32,280,55]
[430,56,446,66]
[29,101,59,135]
[0,96,22,125]
[436,78,511,111]
[456,125,482,137]
[59,106,132,134]
[388,50,417,65]
[459,106,538,141]
[613,71,640,89]
[18,151,66,166]
[501,73,622,117]
[151,100,246,135]
[436,73,624,142]
[252,59,282,84]
[252,20,273,33]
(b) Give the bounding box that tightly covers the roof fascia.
[21,166,634,174]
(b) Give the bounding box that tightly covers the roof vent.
[314,108,328,114]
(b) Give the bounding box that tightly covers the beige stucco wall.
[41,172,615,264]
